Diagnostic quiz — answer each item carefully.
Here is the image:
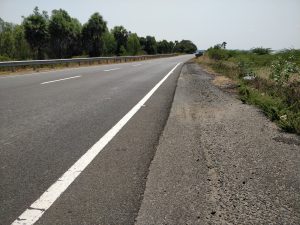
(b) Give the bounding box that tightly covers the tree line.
[0,7,197,61]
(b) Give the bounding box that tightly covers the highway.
[0,55,193,225]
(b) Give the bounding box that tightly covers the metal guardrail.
[0,54,178,71]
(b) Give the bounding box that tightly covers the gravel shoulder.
[135,62,300,225]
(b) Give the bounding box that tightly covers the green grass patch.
[239,84,300,133]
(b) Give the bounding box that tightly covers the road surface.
[0,55,193,225]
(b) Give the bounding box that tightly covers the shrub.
[237,61,256,78]
[251,47,272,55]
[206,48,230,60]
[0,55,11,61]
[239,85,283,120]
[270,55,299,85]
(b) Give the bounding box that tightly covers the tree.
[68,18,82,57]
[82,12,107,57]
[168,41,175,53]
[139,36,147,54]
[111,26,128,55]
[127,33,141,55]
[0,18,15,59]
[251,47,271,55]
[157,40,174,54]
[1,8,200,60]
[221,41,227,49]
[174,40,197,53]
[0,18,31,60]
[48,9,82,58]
[102,31,117,56]
[213,44,222,49]
[13,25,32,59]
[144,36,157,54]
[23,7,49,59]
[119,45,127,56]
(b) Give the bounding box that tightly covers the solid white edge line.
[11,62,182,225]
[41,76,81,85]
[103,68,120,72]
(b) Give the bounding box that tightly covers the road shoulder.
[135,62,300,225]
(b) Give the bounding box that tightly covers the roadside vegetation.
[196,44,300,134]
[0,7,197,61]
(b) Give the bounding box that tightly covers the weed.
[270,56,299,85]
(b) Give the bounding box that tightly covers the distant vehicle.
[195,50,204,57]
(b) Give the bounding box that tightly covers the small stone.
[243,75,255,81]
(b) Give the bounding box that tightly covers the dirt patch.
[212,75,239,94]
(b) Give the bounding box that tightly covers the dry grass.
[212,75,235,87]
[254,67,270,79]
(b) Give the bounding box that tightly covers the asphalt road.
[0,55,193,225]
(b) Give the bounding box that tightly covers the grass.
[196,48,300,135]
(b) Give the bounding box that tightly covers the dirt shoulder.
[135,62,300,225]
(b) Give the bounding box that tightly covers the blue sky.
[0,0,299,50]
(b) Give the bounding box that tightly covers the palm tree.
[221,41,227,49]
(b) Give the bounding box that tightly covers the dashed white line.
[103,68,120,72]
[41,76,81,85]
[132,64,142,67]
[11,62,181,225]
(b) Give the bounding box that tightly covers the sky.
[0,0,299,50]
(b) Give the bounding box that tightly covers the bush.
[206,48,230,60]
[237,61,256,78]
[239,85,283,120]
[278,111,300,133]
[270,55,299,85]
[0,55,11,61]
[251,47,272,55]
[238,84,299,132]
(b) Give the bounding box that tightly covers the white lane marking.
[41,76,81,85]
[103,68,120,72]
[132,64,142,67]
[12,62,182,225]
